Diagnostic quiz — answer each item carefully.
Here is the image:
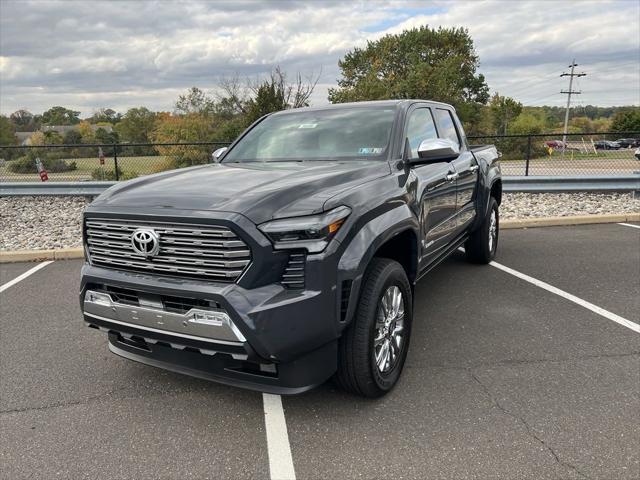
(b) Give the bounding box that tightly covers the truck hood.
[92,161,391,224]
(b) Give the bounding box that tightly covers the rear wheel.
[465,197,499,264]
[335,258,412,397]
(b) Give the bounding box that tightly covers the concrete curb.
[501,212,639,229]
[0,247,84,263]
[0,213,638,263]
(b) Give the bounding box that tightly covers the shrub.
[91,167,137,181]
[7,155,77,173]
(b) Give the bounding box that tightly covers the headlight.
[258,206,351,253]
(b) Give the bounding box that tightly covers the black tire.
[335,258,412,398]
[465,197,499,264]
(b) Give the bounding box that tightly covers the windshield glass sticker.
[358,147,384,155]
[298,123,318,129]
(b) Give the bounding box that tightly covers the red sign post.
[35,158,48,182]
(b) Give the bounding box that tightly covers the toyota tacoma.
[80,100,501,397]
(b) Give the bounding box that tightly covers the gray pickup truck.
[80,100,501,397]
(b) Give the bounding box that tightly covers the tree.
[95,127,119,144]
[41,106,81,125]
[10,110,40,131]
[610,108,640,132]
[115,107,157,143]
[0,115,17,145]
[244,66,319,125]
[509,111,547,135]
[489,94,522,135]
[151,113,218,167]
[78,121,95,143]
[63,129,83,144]
[175,87,215,115]
[328,26,489,128]
[88,108,120,124]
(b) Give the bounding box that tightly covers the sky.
[0,0,638,117]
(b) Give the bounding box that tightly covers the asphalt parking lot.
[1,223,638,480]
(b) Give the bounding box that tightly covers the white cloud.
[0,0,638,116]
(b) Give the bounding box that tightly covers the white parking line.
[263,393,296,480]
[0,261,53,293]
[618,223,640,230]
[489,260,640,334]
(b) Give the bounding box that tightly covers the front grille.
[281,252,306,289]
[85,218,251,282]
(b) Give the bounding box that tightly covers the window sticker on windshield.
[358,147,384,155]
[298,123,317,129]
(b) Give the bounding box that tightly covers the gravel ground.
[1,193,639,251]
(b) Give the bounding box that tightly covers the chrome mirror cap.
[212,147,228,162]
[416,138,460,162]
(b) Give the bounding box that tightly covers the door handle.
[469,165,479,172]
[445,173,459,182]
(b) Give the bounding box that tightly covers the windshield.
[223,107,396,162]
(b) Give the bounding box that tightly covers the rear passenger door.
[404,107,458,266]
[434,108,479,233]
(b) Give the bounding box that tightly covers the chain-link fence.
[1,133,638,182]
[468,132,640,176]
[0,142,229,182]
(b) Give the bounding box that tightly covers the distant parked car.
[635,147,640,160]
[544,140,566,150]
[616,138,640,148]
[593,140,621,150]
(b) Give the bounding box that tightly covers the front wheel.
[335,258,412,398]
[465,197,499,264]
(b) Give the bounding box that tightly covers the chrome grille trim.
[85,218,251,282]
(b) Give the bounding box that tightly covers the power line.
[560,59,586,143]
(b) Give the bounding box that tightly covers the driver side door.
[404,107,458,268]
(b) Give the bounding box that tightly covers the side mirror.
[414,138,460,163]
[211,147,228,162]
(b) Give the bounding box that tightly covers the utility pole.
[560,60,586,144]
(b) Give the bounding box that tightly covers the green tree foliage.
[95,127,119,144]
[489,94,522,135]
[244,67,318,125]
[0,115,17,145]
[115,107,157,143]
[328,26,489,128]
[610,108,640,132]
[62,129,83,144]
[9,110,41,131]
[175,87,215,115]
[41,106,81,125]
[43,131,63,144]
[88,108,121,124]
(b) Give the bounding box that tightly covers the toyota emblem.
[131,228,160,257]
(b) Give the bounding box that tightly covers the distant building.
[15,124,113,145]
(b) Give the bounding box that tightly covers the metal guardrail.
[0,181,116,196]
[502,175,640,193]
[1,175,638,197]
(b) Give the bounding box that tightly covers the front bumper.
[80,256,340,394]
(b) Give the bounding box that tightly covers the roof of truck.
[270,99,454,115]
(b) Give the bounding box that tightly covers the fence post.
[113,143,119,181]
[525,136,532,176]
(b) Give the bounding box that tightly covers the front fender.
[336,204,419,327]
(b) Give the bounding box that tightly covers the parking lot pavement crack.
[470,371,591,480]
[0,385,132,415]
